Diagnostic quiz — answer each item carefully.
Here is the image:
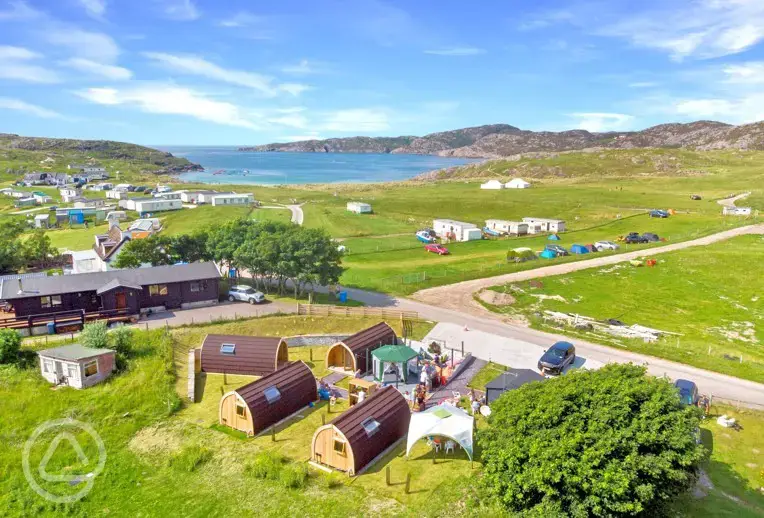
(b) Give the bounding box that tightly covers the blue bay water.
[157,146,477,185]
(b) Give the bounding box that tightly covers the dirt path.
[286,204,304,225]
[412,224,764,315]
[717,192,751,208]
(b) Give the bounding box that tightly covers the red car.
[425,244,449,255]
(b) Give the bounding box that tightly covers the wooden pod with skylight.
[310,385,411,475]
[218,361,317,436]
[200,334,289,376]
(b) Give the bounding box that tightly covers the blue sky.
[1,0,764,145]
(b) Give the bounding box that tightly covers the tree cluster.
[477,364,704,517]
[115,218,343,296]
[0,219,60,274]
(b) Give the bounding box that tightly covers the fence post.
[404,473,411,494]
[271,426,276,442]
[386,466,391,486]
[310,348,313,361]
[461,341,464,356]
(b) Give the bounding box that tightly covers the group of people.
[405,383,428,412]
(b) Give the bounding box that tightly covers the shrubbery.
[0,329,21,364]
[245,451,311,489]
[81,321,108,349]
[170,444,213,472]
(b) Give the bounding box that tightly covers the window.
[67,364,78,379]
[220,343,236,355]
[236,404,246,418]
[361,417,380,437]
[190,281,200,293]
[149,284,168,297]
[263,386,281,404]
[84,360,98,377]
[40,295,62,309]
[333,439,346,455]
[42,360,53,373]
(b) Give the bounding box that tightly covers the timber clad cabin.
[325,322,397,374]
[311,385,411,475]
[201,334,289,376]
[38,344,115,389]
[219,361,317,436]
[0,262,220,318]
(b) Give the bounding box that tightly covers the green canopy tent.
[372,345,419,384]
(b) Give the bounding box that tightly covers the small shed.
[372,345,418,383]
[480,180,504,190]
[219,360,317,436]
[38,344,116,389]
[311,385,410,475]
[34,213,50,228]
[505,178,531,189]
[347,202,372,214]
[201,334,289,376]
[326,322,397,374]
[485,368,545,404]
[570,244,589,254]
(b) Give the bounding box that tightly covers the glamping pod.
[201,334,289,376]
[325,322,397,374]
[219,361,317,436]
[311,385,410,475]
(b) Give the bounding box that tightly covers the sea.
[157,146,478,185]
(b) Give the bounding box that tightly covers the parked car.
[227,285,265,304]
[538,341,576,375]
[594,240,620,251]
[624,232,648,244]
[642,232,660,242]
[674,379,699,405]
[649,209,669,218]
[691,194,702,200]
[544,244,569,256]
[135,186,146,192]
[424,243,449,255]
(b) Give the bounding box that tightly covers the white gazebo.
[406,403,474,460]
[480,180,504,190]
[505,178,531,189]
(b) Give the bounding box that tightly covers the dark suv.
[538,341,576,375]
[674,379,699,405]
[544,244,569,256]
[624,232,648,244]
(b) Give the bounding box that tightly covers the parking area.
[136,299,297,329]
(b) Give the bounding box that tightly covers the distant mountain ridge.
[241,121,764,158]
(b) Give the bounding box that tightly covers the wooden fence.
[296,303,418,320]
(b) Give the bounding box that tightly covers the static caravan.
[326,322,396,374]
[432,219,481,242]
[211,193,254,206]
[155,191,182,200]
[722,206,752,216]
[38,344,116,389]
[201,334,290,376]
[219,361,317,436]
[480,180,504,190]
[74,198,105,209]
[522,217,566,233]
[311,386,411,476]
[347,202,372,214]
[485,219,529,236]
[131,198,182,214]
[197,191,233,204]
[105,190,128,200]
[60,188,82,202]
[505,178,531,189]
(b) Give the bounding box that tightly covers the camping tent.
[406,404,474,460]
[547,233,561,241]
[507,247,537,263]
[480,180,504,190]
[372,345,418,383]
[570,244,589,254]
[505,178,531,189]
[539,249,557,259]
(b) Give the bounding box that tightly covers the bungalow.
[22,172,47,186]
[38,344,116,389]
[522,217,566,233]
[346,201,372,214]
[210,193,255,206]
[60,187,82,202]
[0,262,220,318]
[485,219,529,236]
[46,173,72,186]
[105,190,128,200]
[505,178,531,189]
[480,180,504,190]
[432,219,482,242]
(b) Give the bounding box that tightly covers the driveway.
[133,300,296,329]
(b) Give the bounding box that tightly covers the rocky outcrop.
[240,136,415,154]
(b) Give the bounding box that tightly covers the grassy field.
[481,235,764,383]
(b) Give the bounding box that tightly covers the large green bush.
[80,321,108,349]
[0,329,21,364]
[478,364,704,517]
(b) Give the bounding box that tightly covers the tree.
[113,235,173,269]
[169,231,211,263]
[0,329,21,364]
[23,230,58,269]
[81,321,109,349]
[478,364,704,517]
[0,218,28,274]
[207,218,257,274]
[110,325,134,355]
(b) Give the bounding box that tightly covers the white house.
[38,344,115,389]
[485,219,529,235]
[155,191,182,200]
[433,219,482,242]
[480,180,504,190]
[60,187,82,202]
[105,190,128,200]
[347,201,372,214]
[505,178,531,189]
[722,206,752,216]
[46,173,72,186]
[522,217,566,233]
[74,198,105,209]
[210,193,254,206]
[130,198,182,214]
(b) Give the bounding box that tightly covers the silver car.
[594,240,620,252]
[228,285,265,304]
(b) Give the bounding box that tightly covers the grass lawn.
[161,205,252,235]
[251,207,294,224]
[466,362,508,392]
[481,235,764,383]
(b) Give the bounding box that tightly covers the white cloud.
[675,99,736,117]
[569,112,634,132]
[144,52,309,97]
[61,58,132,80]
[281,60,320,75]
[267,113,309,129]
[161,0,199,21]
[46,29,120,63]
[628,81,659,88]
[423,47,486,56]
[76,84,261,129]
[0,45,59,83]
[283,133,322,142]
[0,97,62,118]
[78,0,106,19]
[320,108,390,132]
[217,11,259,28]
[0,1,42,21]
[723,62,764,83]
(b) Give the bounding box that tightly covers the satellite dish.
[480,405,491,417]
